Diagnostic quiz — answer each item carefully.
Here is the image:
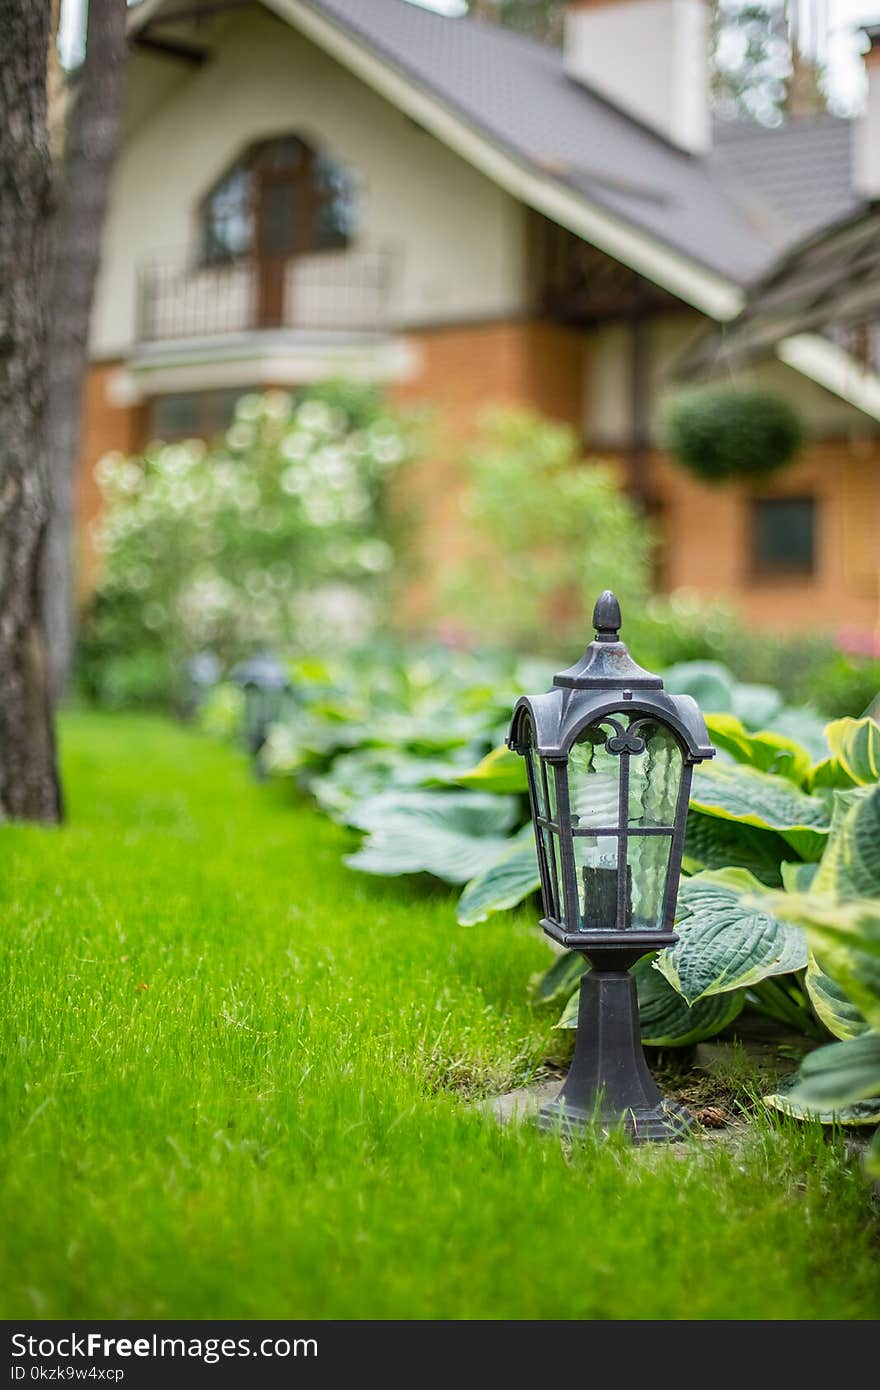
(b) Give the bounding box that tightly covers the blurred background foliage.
[77,386,880,716]
[78,383,411,707]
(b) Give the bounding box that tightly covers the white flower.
[355,539,392,573]
[297,400,333,434]
[227,422,255,451]
[281,430,315,461]
[281,465,308,495]
[263,389,292,420]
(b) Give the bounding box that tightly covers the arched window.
[202,135,357,267]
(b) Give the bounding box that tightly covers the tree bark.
[0,0,62,822]
[43,0,127,705]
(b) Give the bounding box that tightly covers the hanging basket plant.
[663,388,804,485]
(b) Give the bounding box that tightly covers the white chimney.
[854,25,880,198]
[564,0,711,155]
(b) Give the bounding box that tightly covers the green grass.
[1,712,877,1320]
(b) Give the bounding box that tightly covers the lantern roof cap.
[553,591,663,691]
[230,651,290,689]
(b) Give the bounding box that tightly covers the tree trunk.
[0,0,62,822]
[43,0,127,706]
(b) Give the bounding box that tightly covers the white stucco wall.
[91,9,528,358]
[584,312,873,447]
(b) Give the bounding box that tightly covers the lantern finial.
[592,590,621,642]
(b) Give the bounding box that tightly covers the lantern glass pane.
[568,725,622,931]
[521,724,562,924]
[628,722,682,827]
[627,834,673,930]
[568,728,621,829]
[628,723,682,930]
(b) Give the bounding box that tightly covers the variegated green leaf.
[683,809,787,885]
[810,717,880,790]
[530,950,589,1005]
[781,861,819,892]
[556,956,744,1046]
[805,955,868,1040]
[753,891,880,1033]
[448,744,528,795]
[704,713,812,785]
[764,1082,880,1127]
[813,783,880,901]
[770,1032,880,1108]
[456,827,540,924]
[345,790,518,884]
[690,761,830,860]
[657,867,807,1005]
[635,959,745,1046]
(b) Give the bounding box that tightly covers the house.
[81,0,880,635]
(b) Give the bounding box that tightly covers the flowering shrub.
[440,410,653,653]
[79,385,410,705]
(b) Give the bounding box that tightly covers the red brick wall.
[76,360,143,595]
[389,318,586,628]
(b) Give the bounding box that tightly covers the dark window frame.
[147,388,253,443]
[199,134,357,269]
[750,495,817,579]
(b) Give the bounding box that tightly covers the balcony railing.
[135,248,393,344]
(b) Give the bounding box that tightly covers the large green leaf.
[530,950,589,1005]
[813,783,880,901]
[764,1081,880,1127]
[634,959,745,1046]
[345,790,518,884]
[662,661,734,713]
[704,713,811,785]
[456,827,540,924]
[310,747,475,824]
[780,861,818,891]
[657,867,807,1005]
[762,786,880,1031]
[768,707,830,763]
[810,717,880,791]
[448,745,528,795]
[805,955,868,1040]
[683,810,787,885]
[771,1033,880,1108]
[690,761,830,860]
[753,891,880,1033]
[556,956,744,1045]
[662,663,782,729]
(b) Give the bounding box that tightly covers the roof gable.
[129,0,862,321]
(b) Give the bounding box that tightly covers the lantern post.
[509,591,714,1141]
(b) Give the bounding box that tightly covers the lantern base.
[537,965,692,1145]
[537,1096,692,1143]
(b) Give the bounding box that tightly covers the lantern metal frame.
[508,591,714,1142]
[230,652,292,767]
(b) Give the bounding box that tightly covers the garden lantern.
[508,590,714,1141]
[231,652,292,764]
[180,651,221,721]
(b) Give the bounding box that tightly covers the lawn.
[0,711,877,1320]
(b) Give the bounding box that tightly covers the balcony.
[135,248,393,345]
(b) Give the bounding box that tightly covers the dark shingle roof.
[301,0,768,285]
[710,117,861,249]
[296,1,864,290]
[135,0,864,294]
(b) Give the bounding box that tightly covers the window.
[751,497,816,576]
[201,135,357,266]
[148,389,251,442]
